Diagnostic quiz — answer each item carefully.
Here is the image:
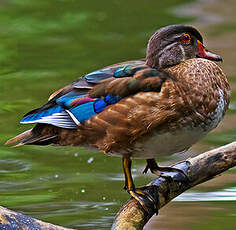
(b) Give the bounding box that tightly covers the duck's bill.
[197,40,223,62]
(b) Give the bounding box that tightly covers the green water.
[0,0,235,229]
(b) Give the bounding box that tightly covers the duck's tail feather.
[5,129,33,146]
[5,124,59,146]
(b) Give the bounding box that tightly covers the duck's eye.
[181,33,191,44]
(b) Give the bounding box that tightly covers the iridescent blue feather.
[21,94,122,128]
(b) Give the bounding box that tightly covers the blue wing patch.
[94,94,121,113]
[21,105,63,123]
[21,94,122,128]
[21,105,77,129]
[67,94,121,123]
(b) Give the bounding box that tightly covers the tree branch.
[112,141,236,230]
[0,205,74,229]
[0,142,235,230]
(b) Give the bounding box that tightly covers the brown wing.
[89,68,171,98]
[80,68,174,153]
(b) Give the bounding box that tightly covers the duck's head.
[146,25,222,69]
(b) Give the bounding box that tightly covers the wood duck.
[6,25,230,212]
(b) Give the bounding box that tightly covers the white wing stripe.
[20,111,78,129]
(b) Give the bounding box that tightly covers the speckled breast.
[130,59,230,159]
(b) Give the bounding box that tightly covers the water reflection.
[0,159,30,173]
[18,201,117,215]
[175,187,236,202]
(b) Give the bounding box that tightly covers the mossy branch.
[0,142,235,230]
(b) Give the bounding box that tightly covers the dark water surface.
[0,0,235,229]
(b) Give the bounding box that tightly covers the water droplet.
[74,153,78,157]
[87,157,94,163]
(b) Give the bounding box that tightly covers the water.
[175,187,236,202]
[0,0,235,229]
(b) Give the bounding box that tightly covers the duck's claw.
[128,187,158,215]
[144,158,190,183]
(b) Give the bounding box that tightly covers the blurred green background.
[0,0,235,229]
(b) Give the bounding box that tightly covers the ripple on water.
[16,201,116,229]
[0,159,31,173]
[17,201,117,217]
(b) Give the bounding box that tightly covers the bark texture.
[0,205,74,230]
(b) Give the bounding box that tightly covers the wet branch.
[0,142,235,230]
[112,141,236,230]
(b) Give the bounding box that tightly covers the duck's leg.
[122,156,157,213]
[143,158,189,181]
